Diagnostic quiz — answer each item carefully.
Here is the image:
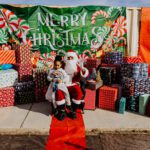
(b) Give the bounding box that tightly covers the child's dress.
[45,68,70,108]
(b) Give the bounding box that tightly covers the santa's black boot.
[80,102,85,114]
[67,104,77,119]
[54,105,66,121]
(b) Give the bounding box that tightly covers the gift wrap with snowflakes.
[0,69,18,88]
[0,87,15,107]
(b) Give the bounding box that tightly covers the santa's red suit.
[55,50,89,110]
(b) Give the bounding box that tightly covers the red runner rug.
[45,111,87,150]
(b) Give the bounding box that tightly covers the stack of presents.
[0,44,48,107]
[84,51,150,117]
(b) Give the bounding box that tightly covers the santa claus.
[46,50,89,120]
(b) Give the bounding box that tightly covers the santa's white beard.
[65,60,78,75]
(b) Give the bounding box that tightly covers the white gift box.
[0,69,18,88]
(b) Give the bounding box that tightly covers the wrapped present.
[139,94,150,115]
[126,96,139,112]
[84,89,98,110]
[116,97,126,114]
[86,80,103,90]
[98,86,118,111]
[13,44,32,64]
[111,84,122,100]
[121,63,148,78]
[0,69,18,88]
[122,77,149,97]
[15,64,33,82]
[33,69,49,89]
[104,51,123,64]
[99,67,119,85]
[35,87,48,102]
[15,91,35,104]
[85,58,101,69]
[0,87,15,107]
[146,96,150,117]
[0,50,16,64]
[123,56,142,63]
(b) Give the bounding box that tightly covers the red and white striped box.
[98,86,118,111]
[13,44,32,64]
[123,56,142,63]
[84,89,98,110]
[0,87,15,107]
[0,50,16,64]
[15,64,33,82]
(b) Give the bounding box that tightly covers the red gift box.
[13,44,32,64]
[85,58,101,69]
[15,64,33,82]
[123,56,142,63]
[0,87,15,107]
[35,87,48,102]
[99,86,118,111]
[84,89,98,110]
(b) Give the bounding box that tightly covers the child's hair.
[54,59,62,64]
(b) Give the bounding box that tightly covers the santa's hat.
[66,49,78,61]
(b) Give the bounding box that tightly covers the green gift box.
[118,97,126,114]
[139,94,150,115]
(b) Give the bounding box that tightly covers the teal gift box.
[139,94,150,115]
[118,97,126,114]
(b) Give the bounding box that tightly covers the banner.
[0,5,127,68]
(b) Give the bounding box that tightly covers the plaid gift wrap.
[15,64,33,82]
[13,44,32,64]
[0,69,18,88]
[121,63,148,78]
[98,86,118,111]
[33,69,49,89]
[0,87,15,107]
[139,94,150,115]
[99,67,119,85]
[116,97,126,114]
[104,51,123,64]
[123,56,142,63]
[85,58,101,69]
[0,50,16,64]
[122,77,149,97]
[35,87,48,102]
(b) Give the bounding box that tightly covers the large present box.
[98,86,118,111]
[99,67,119,85]
[123,56,142,63]
[85,58,101,69]
[122,77,149,97]
[35,87,48,102]
[139,94,150,115]
[14,81,35,104]
[0,50,16,64]
[33,69,49,89]
[104,51,123,64]
[121,63,148,78]
[0,69,18,88]
[13,44,31,64]
[0,87,15,107]
[15,64,33,82]
[84,89,98,110]
[86,80,103,90]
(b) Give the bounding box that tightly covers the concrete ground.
[1,101,150,150]
[0,101,150,131]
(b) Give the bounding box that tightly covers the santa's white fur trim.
[56,99,65,105]
[80,67,89,78]
[72,99,81,105]
[66,52,78,61]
